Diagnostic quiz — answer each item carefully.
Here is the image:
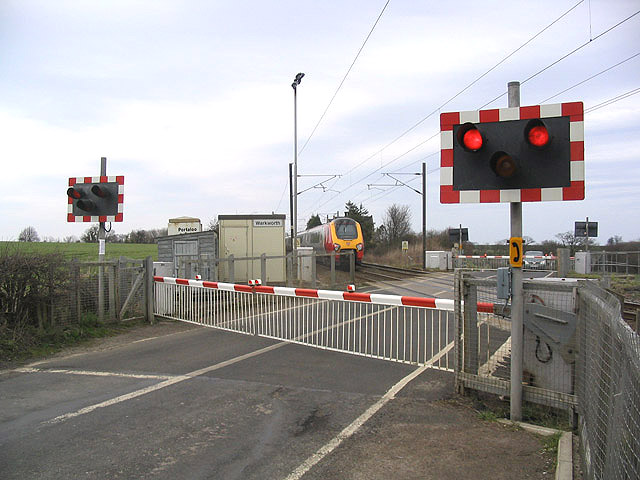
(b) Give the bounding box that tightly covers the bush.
[0,245,70,345]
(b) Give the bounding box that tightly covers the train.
[298,217,364,265]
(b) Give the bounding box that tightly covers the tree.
[81,225,118,243]
[18,226,40,242]
[344,201,375,249]
[306,214,322,230]
[607,235,623,246]
[380,204,412,246]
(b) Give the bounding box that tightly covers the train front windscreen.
[334,219,358,240]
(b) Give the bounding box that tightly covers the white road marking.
[284,341,454,480]
[15,367,176,380]
[42,341,288,426]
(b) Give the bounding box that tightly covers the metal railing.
[454,255,557,271]
[154,276,456,369]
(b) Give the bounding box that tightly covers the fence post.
[72,259,82,323]
[144,256,154,324]
[463,281,479,376]
[330,254,336,289]
[557,248,570,277]
[349,251,355,285]
[108,261,116,321]
[115,257,123,321]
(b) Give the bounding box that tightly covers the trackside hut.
[218,214,286,283]
[156,230,218,280]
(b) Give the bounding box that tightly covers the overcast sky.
[1,0,639,245]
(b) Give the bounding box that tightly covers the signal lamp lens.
[491,151,517,178]
[77,199,95,212]
[463,128,483,151]
[333,243,341,252]
[528,125,549,147]
[67,187,82,199]
[356,243,363,251]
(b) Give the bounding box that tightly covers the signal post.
[440,84,585,420]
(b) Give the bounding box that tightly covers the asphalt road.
[1,324,421,479]
[0,269,555,479]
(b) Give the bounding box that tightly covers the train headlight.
[333,243,341,251]
[356,243,363,251]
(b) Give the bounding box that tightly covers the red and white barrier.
[153,276,495,313]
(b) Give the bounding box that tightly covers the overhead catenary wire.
[480,8,640,108]
[297,0,390,157]
[320,6,638,215]
[333,0,585,181]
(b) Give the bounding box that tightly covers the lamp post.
[291,72,304,264]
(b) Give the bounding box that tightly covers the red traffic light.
[91,184,110,198]
[457,123,484,152]
[67,187,83,199]
[463,128,483,151]
[525,120,550,148]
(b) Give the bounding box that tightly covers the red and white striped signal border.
[153,276,495,313]
[67,176,125,223]
[440,102,584,203]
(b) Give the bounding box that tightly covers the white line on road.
[42,341,288,426]
[15,367,176,380]
[284,341,454,480]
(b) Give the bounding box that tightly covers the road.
[0,270,555,479]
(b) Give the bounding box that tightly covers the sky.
[1,0,639,245]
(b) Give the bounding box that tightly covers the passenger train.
[298,217,364,265]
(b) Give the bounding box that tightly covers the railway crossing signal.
[67,176,124,222]
[440,102,584,203]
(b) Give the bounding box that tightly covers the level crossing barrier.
[154,276,492,369]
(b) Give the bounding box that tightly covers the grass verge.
[0,314,142,368]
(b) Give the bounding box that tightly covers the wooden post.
[144,256,154,324]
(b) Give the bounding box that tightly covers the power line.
[480,8,640,108]
[334,0,585,180]
[297,0,390,157]
[584,87,640,113]
[302,6,639,218]
[540,52,640,103]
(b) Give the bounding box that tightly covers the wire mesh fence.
[576,281,640,480]
[455,270,640,480]
[455,271,578,410]
[55,257,148,326]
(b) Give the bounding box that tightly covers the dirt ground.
[9,320,559,479]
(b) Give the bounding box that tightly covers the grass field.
[0,241,158,261]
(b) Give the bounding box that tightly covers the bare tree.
[381,204,412,246]
[18,226,40,242]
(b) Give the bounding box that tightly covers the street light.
[291,72,304,263]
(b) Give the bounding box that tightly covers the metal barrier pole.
[260,253,267,285]
[509,81,523,421]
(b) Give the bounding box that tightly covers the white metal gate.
[153,276,466,370]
